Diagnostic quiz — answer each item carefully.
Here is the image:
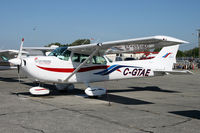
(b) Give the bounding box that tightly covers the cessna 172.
[9,36,191,96]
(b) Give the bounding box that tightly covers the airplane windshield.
[48,46,107,64]
[48,47,71,61]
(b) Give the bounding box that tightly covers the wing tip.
[154,35,189,44]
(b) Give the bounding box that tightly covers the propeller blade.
[17,65,20,74]
[17,38,24,59]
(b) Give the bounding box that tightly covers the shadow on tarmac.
[169,110,200,120]
[0,77,19,82]
[12,89,153,105]
[98,94,153,105]
[10,82,154,105]
[127,86,180,93]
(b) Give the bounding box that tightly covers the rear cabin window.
[92,56,107,64]
[72,53,107,64]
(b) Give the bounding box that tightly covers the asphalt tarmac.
[0,69,200,133]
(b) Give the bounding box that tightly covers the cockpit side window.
[72,53,90,63]
[92,56,107,64]
[72,53,80,62]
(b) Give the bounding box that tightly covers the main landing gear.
[84,83,107,97]
[29,82,107,97]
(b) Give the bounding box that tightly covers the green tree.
[45,42,62,47]
[69,39,90,46]
[45,39,90,47]
[184,47,199,58]
[45,42,69,47]
[177,50,185,57]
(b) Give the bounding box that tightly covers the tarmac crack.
[61,107,154,133]
[16,124,45,133]
[30,98,60,108]
[0,109,59,117]
[28,99,155,133]
[139,129,154,133]
[150,118,192,129]
[0,114,7,116]
[125,106,160,115]
[161,119,192,128]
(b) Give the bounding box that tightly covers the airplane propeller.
[9,58,22,77]
[9,58,22,66]
[9,38,24,73]
[17,59,22,74]
[8,38,24,86]
[9,38,24,65]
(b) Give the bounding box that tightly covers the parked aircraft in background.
[0,49,27,70]
[9,36,191,96]
[23,45,58,56]
[0,39,57,70]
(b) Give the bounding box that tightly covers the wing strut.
[60,44,101,82]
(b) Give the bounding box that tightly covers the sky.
[0,0,200,51]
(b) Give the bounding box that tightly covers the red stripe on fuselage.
[36,65,109,73]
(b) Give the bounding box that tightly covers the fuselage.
[21,54,156,84]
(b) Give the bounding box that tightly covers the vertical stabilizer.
[152,45,179,71]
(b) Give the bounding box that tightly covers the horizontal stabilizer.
[154,70,193,76]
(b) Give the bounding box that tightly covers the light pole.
[198,29,200,58]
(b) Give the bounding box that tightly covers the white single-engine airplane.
[9,36,191,96]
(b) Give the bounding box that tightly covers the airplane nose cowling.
[9,58,21,65]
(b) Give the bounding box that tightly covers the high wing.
[61,35,188,82]
[68,35,188,55]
